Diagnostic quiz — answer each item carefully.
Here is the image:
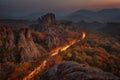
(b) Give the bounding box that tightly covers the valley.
[0,13,120,80]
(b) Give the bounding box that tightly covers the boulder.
[40,61,119,80]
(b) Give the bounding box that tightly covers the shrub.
[13,62,34,79]
[75,56,85,63]
[86,55,94,65]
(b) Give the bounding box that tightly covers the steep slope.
[0,24,48,62]
[18,28,48,62]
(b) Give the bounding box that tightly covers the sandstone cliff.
[0,24,48,62]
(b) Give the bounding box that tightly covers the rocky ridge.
[40,61,119,80]
[31,13,81,50]
[0,25,48,62]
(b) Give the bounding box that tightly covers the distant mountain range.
[64,8,120,23]
[19,10,73,20]
[0,10,73,20]
[0,8,120,22]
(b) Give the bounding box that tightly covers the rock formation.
[40,61,119,80]
[0,26,16,62]
[0,24,48,62]
[18,28,41,61]
[39,13,56,26]
[31,13,81,50]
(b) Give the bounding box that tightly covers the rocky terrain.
[59,31,120,77]
[0,13,81,79]
[0,13,120,80]
[40,61,119,80]
[30,13,81,50]
[0,25,48,62]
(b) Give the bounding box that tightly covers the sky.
[0,0,120,18]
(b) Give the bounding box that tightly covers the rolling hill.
[64,8,120,22]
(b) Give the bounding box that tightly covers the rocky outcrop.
[0,26,16,62]
[0,26,15,48]
[18,28,41,62]
[0,24,48,62]
[31,13,81,50]
[38,13,55,26]
[40,61,119,80]
[45,27,61,49]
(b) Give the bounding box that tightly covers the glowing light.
[24,60,47,80]
[24,32,86,80]
[82,32,86,40]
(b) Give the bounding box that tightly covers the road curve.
[23,32,85,80]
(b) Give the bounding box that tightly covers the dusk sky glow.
[0,0,120,11]
[0,0,120,17]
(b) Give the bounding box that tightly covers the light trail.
[82,32,86,40]
[23,32,86,80]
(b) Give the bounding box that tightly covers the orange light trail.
[24,32,86,80]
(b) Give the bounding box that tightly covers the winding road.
[23,32,85,80]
